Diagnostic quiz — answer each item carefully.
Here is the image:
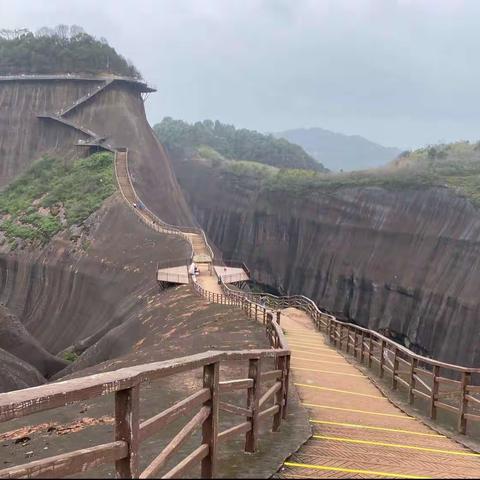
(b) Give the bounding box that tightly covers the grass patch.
[203,140,480,205]
[0,152,116,248]
[63,351,79,363]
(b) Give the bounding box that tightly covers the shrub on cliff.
[0,26,140,78]
[154,117,328,172]
[0,152,116,248]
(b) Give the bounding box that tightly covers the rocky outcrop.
[0,304,67,377]
[172,155,480,367]
[0,77,193,226]
[0,348,46,393]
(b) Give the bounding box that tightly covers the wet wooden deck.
[276,308,480,479]
[156,265,189,284]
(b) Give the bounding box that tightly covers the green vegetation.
[0,26,140,78]
[63,351,79,363]
[0,152,116,248]
[202,140,480,205]
[154,117,327,172]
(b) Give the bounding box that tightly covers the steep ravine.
[172,156,480,367]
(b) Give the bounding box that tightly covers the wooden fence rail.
[218,281,480,438]
[0,304,289,479]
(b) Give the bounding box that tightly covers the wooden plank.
[140,406,210,478]
[219,379,253,393]
[412,388,430,400]
[434,401,459,414]
[260,370,282,382]
[258,404,280,420]
[465,394,480,405]
[0,441,127,479]
[466,385,480,393]
[162,444,209,479]
[140,388,210,442]
[259,382,282,409]
[464,413,480,422]
[115,385,140,478]
[219,401,252,417]
[413,374,432,392]
[437,376,461,386]
[218,421,252,443]
[394,375,410,388]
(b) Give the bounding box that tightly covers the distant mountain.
[276,127,402,172]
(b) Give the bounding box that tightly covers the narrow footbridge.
[1,116,480,477]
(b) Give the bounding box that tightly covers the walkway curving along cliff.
[1,78,480,477]
[113,148,480,477]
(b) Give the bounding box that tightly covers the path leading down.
[276,308,480,479]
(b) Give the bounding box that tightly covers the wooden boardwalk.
[276,308,480,479]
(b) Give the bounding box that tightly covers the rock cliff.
[172,154,480,367]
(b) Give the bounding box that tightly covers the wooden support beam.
[201,362,220,478]
[115,385,140,478]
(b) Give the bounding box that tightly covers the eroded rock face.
[0,78,193,226]
[172,156,480,367]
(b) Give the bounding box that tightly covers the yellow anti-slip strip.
[303,402,415,419]
[310,419,444,437]
[284,461,431,479]
[292,356,346,366]
[295,383,386,399]
[287,341,331,350]
[303,402,414,419]
[312,435,480,457]
[291,367,363,377]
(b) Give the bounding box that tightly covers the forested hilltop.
[0,25,140,78]
[154,117,328,172]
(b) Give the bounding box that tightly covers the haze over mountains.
[277,127,402,172]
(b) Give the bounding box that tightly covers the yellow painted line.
[312,435,480,457]
[292,367,363,377]
[309,420,444,437]
[291,351,343,359]
[295,383,386,399]
[288,343,332,352]
[292,356,348,366]
[303,402,415,419]
[284,461,430,479]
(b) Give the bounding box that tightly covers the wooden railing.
[0,305,289,479]
[219,282,480,437]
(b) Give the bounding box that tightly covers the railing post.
[115,385,140,478]
[202,361,220,478]
[408,357,417,404]
[346,326,350,354]
[339,325,343,350]
[282,355,290,419]
[255,303,258,321]
[273,355,287,431]
[457,371,470,434]
[429,365,440,420]
[353,330,358,359]
[368,335,373,368]
[379,340,386,378]
[360,331,365,363]
[245,358,261,453]
[276,310,281,326]
[263,307,266,325]
[392,348,399,389]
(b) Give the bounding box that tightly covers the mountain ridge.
[276,126,402,171]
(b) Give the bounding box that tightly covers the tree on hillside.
[0,25,141,78]
[154,117,328,172]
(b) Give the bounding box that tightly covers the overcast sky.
[2,0,480,149]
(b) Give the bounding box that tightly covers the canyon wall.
[173,156,480,367]
[0,77,193,225]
